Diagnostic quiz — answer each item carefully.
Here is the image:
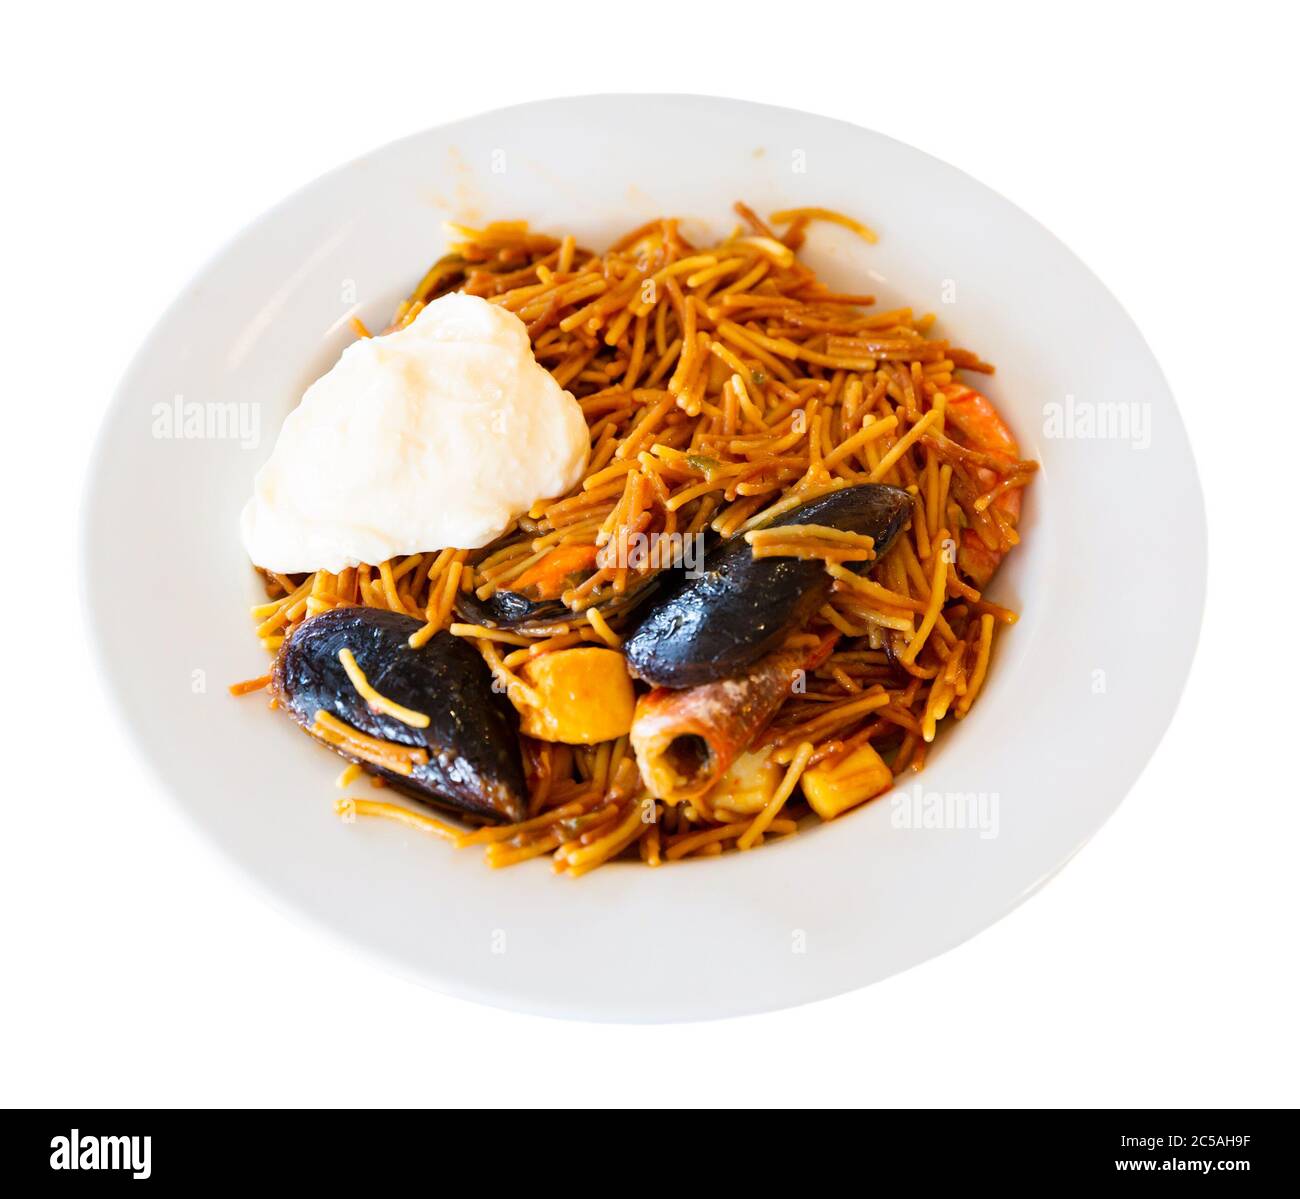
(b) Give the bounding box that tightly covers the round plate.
[83,95,1205,1021]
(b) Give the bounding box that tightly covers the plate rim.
[80,93,1207,1022]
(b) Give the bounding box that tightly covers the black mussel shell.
[272,607,527,822]
[622,484,913,688]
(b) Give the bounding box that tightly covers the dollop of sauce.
[241,292,589,573]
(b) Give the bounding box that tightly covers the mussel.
[453,568,664,632]
[453,528,715,633]
[623,484,912,689]
[454,585,568,631]
[272,607,527,822]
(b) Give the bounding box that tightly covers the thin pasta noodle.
[240,203,1035,874]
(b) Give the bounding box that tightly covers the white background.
[3,0,1297,1107]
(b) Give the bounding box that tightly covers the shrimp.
[939,383,1030,589]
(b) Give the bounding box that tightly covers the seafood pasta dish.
[234,203,1037,877]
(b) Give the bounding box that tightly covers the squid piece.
[624,484,912,688]
[630,638,835,804]
[704,749,782,818]
[272,607,527,822]
[454,560,662,632]
[801,742,893,820]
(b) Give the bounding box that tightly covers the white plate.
[83,95,1205,1021]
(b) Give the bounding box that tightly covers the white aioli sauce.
[241,292,589,573]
